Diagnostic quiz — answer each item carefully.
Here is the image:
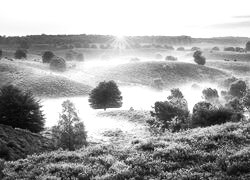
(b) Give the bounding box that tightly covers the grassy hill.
[99,61,229,88]
[2,121,250,179]
[0,59,92,98]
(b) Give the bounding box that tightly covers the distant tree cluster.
[0,85,45,133]
[193,50,206,65]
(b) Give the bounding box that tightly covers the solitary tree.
[14,49,27,59]
[0,85,44,133]
[193,50,206,65]
[89,81,122,110]
[42,51,55,63]
[52,100,87,150]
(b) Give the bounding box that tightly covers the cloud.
[210,21,250,28]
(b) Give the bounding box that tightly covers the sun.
[115,34,125,41]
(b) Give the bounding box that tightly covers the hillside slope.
[0,59,92,97]
[2,121,250,179]
[99,61,229,87]
[0,124,55,161]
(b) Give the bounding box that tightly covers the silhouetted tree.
[52,100,87,150]
[42,51,55,63]
[14,49,27,59]
[0,85,44,133]
[89,81,122,110]
[193,50,206,65]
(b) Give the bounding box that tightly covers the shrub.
[193,50,206,65]
[245,41,250,51]
[212,46,220,51]
[202,88,219,102]
[191,101,241,127]
[164,45,174,50]
[155,53,163,59]
[224,47,235,51]
[42,51,55,63]
[65,52,74,61]
[89,81,123,110]
[0,85,45,133]
[14,49,27,59]
[76,53,84,61]
[191,47,200,51]
[165,56,177,61]
[229,80,247,98]
[51,100,87,150]
[149,89,189,132]
[50,56,66,71]
[177,47,185,51]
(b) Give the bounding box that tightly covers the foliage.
[225,98,244,113]
[229,80,247,98]
[212,46,220,51]
[246,41,250,51]
[0,85,44,133]
[14,49,27,59]
[149,89,189,132]
[42,51,55,63]
[3,121,250,179]
[165,55,177,61]
[191,101,242,127]
[224,47,235,51]
[177,47,185,51]
[50,56,66,71]
[89,81,122,110]
[202,88,219,103]
[193,50,206,65]
[52,100,87,151]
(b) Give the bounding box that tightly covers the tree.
[193,50,206,65]
[149,89,189,132]
[191,101,242,128]
[14,49,27,59]
[42,51,55,63]
[50,56,66,71]
[202,88,219,103]
[229,80,247,98]
[52,100,87,150]
[89,81,123,110]
[165,56,177,61]
[224,47,235,51]
[245,41,250,51]
[0,85,44,133]
[212,47,220,51]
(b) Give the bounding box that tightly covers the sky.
[1,0,250,37]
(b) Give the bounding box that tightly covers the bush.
[52,100,87,150]
[191,47,200,51]
[0,85,45,133]
[14,49,27,59]
[193,50,206,65]
[42,51,55,63]
[50,56,66,71]
[202,88,219,102]
[76,53,84,61]
[177,47,185,51]
[224,47,235,51]
[212,47,220,51]
[155,53,163,59]
[246,41,250,51]
[191,101,241,127]
[229,80,247,98]
[89,81,123,110]
[165,56,177,61]
[149,89,189,132]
